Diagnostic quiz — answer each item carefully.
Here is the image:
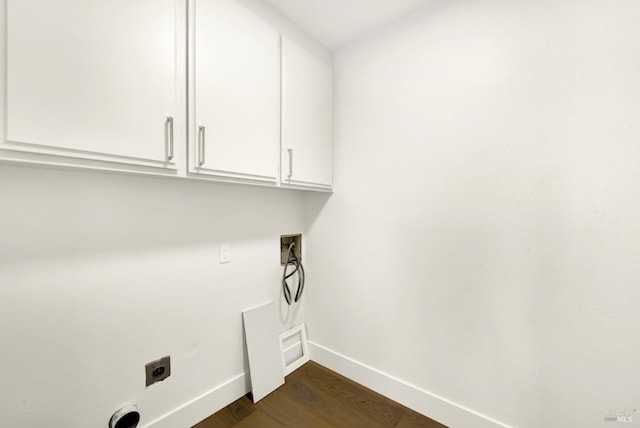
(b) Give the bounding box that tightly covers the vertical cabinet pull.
[165,116,174,161]
[287,148,293,179]
[198,126,206,166]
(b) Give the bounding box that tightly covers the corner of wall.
[308,341,510,428]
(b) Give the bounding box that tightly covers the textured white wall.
[305,0,640,426]
[0,165,306,427]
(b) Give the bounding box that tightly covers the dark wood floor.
[193,361,447,428]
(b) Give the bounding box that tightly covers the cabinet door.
[281,37,333,190]
[4,0,180,169]
[192,0,280,183]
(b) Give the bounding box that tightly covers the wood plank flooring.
[193,361,447,428]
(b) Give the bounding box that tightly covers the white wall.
[0,0,330,426]
[306,0,640,427]
[0,164,306,427]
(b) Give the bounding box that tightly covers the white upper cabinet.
[1,0,332,190]
[281,37,333,190]
[191,0,280,183]
[2,0,182,170]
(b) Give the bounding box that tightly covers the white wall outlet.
[220,243,231,264]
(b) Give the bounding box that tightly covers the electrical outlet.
[220,242,231,264]
[145,356,171,387]
[280,234,302,265]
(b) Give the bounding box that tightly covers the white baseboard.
[141,372,250,428]
[308,341,510,428]
[139,342,509,428]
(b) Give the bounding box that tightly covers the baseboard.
[308,341,510,428]
[141,372,250,428]
[139,342,509,428]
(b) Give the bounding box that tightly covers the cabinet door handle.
[198,125,206,166]
[165,116,174,161]
[287,148,293,179]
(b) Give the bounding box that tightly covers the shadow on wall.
[0,164,308,261]
[304,193,332,228]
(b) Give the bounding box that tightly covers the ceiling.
[261,0,431,50]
